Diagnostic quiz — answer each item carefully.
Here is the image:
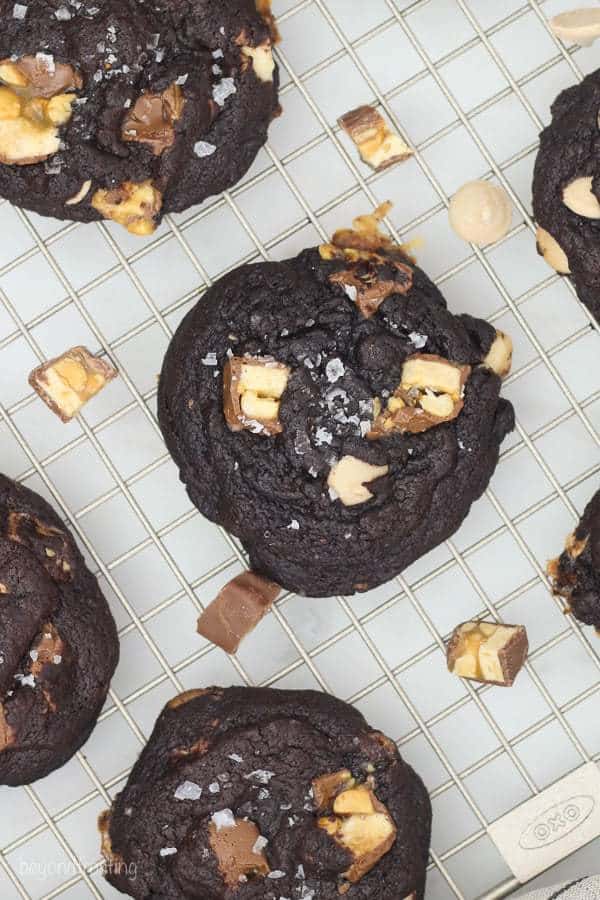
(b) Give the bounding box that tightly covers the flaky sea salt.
[212,77,236,106]
[176,73,188,85]
[252,835,268,854]
[343,284,357,302]
[409,331,427,349]
[194,141,217,158]
[287,519,300,530]
[15,673,35,688]
[268,871,286,879]
[159,847,177,857]
[325,358,345,383]
[208,781,220,794]
[245,769,275,784]
[201,352,218,366]
[12,3,27,18]
[228,753,243,763]
[54,5,71,18]
[36,52,55,73]
[29,650,39,662]
[174,781,202,801]
[211,809,236,831]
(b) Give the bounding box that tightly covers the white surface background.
[1,1,600,898]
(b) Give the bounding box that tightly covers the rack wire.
[1,0,600,898]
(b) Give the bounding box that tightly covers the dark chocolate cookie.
[549,486,600,628]
[532,69,600,323]
[0,0,279,235]
[0,474,119,785]
[158,206,515,597]
[100,686,432,900]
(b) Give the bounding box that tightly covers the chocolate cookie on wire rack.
[100,686,432,899]
[0,0,279,235]
[0,474,118,786]
[158,204,515,597]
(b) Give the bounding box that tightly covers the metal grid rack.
[1,0,600,898]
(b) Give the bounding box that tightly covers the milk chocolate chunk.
[447,620,528,687]
[330,257,413,318]
[197,571,281,653]
[317,781,397,884]
[369,354,471,438]
[223,356,290,435]
[0,56,82,99]
[122,83,185,156]
[209,817,270,886]
[29,346,118,422]
[339,105,413,171]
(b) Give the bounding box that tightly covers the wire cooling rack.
[1,1,600,898]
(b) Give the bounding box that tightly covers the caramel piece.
[369,354,471,438]
[29,346,118,422]
[209,817,270,886]
[321,203,415,316]
[327,456,388,507]
[29,623,64,678]
[91,179,162,236]
[447,620,529,686]
[122,83,184,156]
[329,257,412,319]
[339,105,413,171]
[0,704,15,751]
[312,769,354,812]
[255,0,280,42]
[166,688,223,710]
[223,356,290,436]
[317,782,397,884]
[197,571,281,654]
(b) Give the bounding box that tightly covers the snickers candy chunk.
[447,621,529,687]
[0,474,118,785]
[101,686,431,898]
[159,203,514,597]
[0,0,280,234]
[548,487,600,628]
[29,345,118,422]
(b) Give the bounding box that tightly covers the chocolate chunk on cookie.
[0,474,118,785]
[158,204,515,597]
[548,487,600,628]
[0,0,279,233]
[100,686,431,899]
[532,69,600,322]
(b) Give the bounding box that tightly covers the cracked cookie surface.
[0,0,279,232]
[101,686,431,900]
[0,473,119,785]
[158,211,515,597]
